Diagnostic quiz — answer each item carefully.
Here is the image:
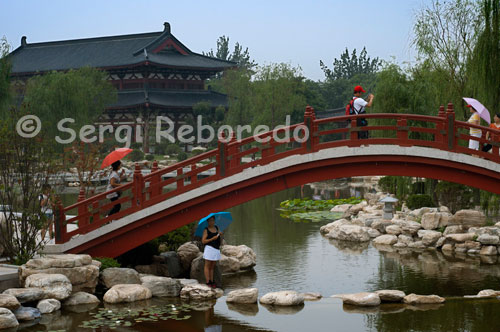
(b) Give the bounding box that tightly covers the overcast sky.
[1,0,431,81]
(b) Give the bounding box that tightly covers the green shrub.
[94,257,121,271]
[145,154,155,161]
[435,181,473,213]
[406,194,435,210]
[177,151,188,161]
[166,144,182,156]
[128,149,144,162]
[158,223,195,251]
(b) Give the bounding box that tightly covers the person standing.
[40,184,53,241]
[466,104,482,152]
[106,160,127,216]
[483,113,500,152]
[351,85,374,139]
[202,216,222,288]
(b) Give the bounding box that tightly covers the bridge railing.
[54,103,500,244]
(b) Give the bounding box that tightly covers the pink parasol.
[463,97,491,124]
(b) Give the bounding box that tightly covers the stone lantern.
[379,196,399,220]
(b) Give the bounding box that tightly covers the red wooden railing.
[54,103,500,244]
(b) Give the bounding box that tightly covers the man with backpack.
[346,85,374,139]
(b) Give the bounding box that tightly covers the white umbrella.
[463,97,491,124]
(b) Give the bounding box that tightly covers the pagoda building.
[8,22,236,150]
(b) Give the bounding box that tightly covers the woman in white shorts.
[202,216,222,288]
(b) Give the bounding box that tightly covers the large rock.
[0,308,18,329]
[180,284,223,301]
[421,213,441,230]
[218,254,240,274]
[63,292,100,306]
[398,221,423,235]
[330,204,353,217]
[140,276,181,297]
[19,259,99,294]
[158,252,183,278]
[320,219,351,235]
[445,233,476,243]
[476,289,500,298]
[37,299,61,314]
[370,220,393,233]
[13,306,41,321]
[24,274,72,300]
[421,231,442,246]
[25,254,92,269]
[0,294,20,311]
[451,210,486,228]
[375,290,405,302]
[443,225,465,236]
[477,234,500,245]
[190,255,222,287]
[373,235,398,246]
[385,225,402,235]
[350,201,368,215]
[327,225,371,242]
[100,268,141,288]
[480,246,498,256]
[301,292,322,301]
[339,292,380,307]
[398,235,414,245]
[177,242,201,271]
[226,288,259,304]
[103,284,152,304]
[259,291,304,306]
[2,288,44,303]
[221,245,257,271]
[403,294,445,304]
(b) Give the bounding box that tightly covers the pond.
[17,179,500,332]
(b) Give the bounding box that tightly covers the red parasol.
[100,148,132,169]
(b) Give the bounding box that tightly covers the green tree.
[22,67,116,145]
[0,37,11,111]
[320,47,381,81]
[204,35,257,71]
[467,0,500,113]
[413,0,481,118]
[252,63,307,128]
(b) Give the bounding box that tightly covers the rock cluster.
[333,290,445,307]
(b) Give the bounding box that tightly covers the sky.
[1,0,431,81]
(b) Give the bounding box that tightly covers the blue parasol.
[194,212,233,237]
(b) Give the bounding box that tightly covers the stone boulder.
[320,219,350,235]
[190,255,222,287]
[226,288,259,304]
[140,276,181,297]
[338,292,380,307]
[13,306,41,321]
[25,274,72,300]
[0,294,20,311]
[477,289,500,298]
[63,292,100,306]
[398,235,414,245]
[19,255,99,293]
[443,225,465,236]
[350,201,368,215]
[221,245,257,271]
[420,231,442,246]
[37,299,61,314]
[445,233,476,243]
[327,225,371,242]
[158,252,184,278]
[218,254,240,274]
[177,242,201,271]
[370,220,393,233]
[480,246,498,256]
[385,225,402,236]
[180,284,223,301]
[330,204,353,217]
[403,294,445,305]
[398,221,423,236]
[259,291,304,306]
[301,292,322,301]
[478,234,500,245]
[103,284,152,304]
[451,210,486,228]
[0,308,18,329]
[375,290,405,302]
[368,229,381,238]
[421,213,441,230]
[100,268,141,289]
[373,235,398,246]
[2,288,44,304]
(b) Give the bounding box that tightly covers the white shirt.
[106,171,120,199]
[353,97,368,114]
[40,194,53,214]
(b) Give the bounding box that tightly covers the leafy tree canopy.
[320,47,381,81]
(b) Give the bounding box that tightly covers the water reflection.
[226,302,259,316]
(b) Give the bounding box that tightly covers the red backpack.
[345,97,358,116]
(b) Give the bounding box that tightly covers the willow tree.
[467,0,500,113]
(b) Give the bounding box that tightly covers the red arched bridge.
[44,103,500,257]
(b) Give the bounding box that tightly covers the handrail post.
[176,167,184,191]
[133,163,144,210]
[54,201,66,244]
[350,118,358,141]
[436,105,446,148]
[492,132,499,156]
[191,163,198,185]
[150,161,161,198]
[217,132,227,177]
[228,131,239,172]
[77,188,88,229]
[446,103,456,151]
[397,118,410,146]
[303,106,315,152]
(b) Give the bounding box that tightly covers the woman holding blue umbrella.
[202,216,223,288]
